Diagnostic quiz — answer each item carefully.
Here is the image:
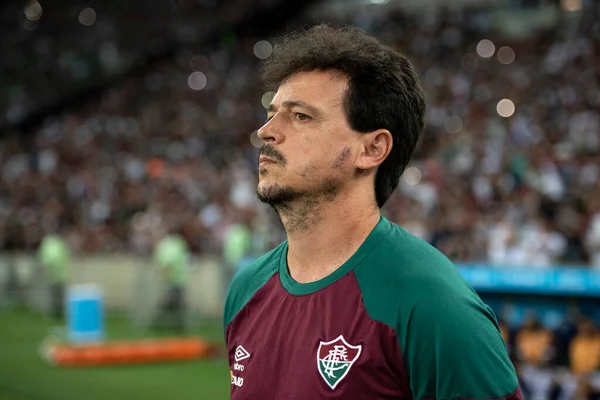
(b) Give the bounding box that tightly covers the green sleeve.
[355,227,518,399]
[400,274,518,399]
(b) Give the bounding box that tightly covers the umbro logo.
[231,345,249,387]
[235,345,250,362]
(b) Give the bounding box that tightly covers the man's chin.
[256,184,301,206]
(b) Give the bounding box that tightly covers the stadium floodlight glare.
[444,115,463,134]
[261,92,275,109]
[79,7,97,26]
[253,41,273,60]
[497,47,516,65]
[24,1,42,21]
[188,72,207,91]
[250,131,264,148]
[496,99,515,118]
[403,166,422,186]
[476,39,495,59]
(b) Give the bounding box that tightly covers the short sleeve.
[352,222,522,400]
[403,279,521,400]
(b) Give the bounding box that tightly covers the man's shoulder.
[223,242,285,328]
[355,221,478,324]
[357,221,461,286]
[355,220,518,399]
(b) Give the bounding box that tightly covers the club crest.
[317,335,362,390]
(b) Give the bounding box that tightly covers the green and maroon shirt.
[224,216,521,399]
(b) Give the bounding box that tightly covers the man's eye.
[294,113,311,121]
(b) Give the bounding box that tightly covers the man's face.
[256,71,359,207]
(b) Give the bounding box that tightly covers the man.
[153,231,189,332]
[222,214,254,275]
[224,25,521,399]
[38,234,70,320]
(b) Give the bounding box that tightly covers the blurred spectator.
[0,0,281,126]
[37,234,70,319]
[1,2,599,270]
[516,315,555,366]
[152,231,190,332]
[570,318,600,375]
[585,197,600,268]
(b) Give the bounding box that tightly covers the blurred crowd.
[0,0,279,126]
[502,315,600,399]
[1,2,599,269]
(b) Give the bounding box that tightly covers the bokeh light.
[188,72,207,91]
[497,46,516,64]
[444,115,463,133]
[561,0,582,11]
[261,91,275,109]
[24,1,42,21]
[250,131,263,148]
[79,8,97,26]
[476,39,495,59]
[253,40,273,60]
[403,166,422,186]
[496,99,515,118]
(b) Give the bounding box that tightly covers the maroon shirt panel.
[226,272,411,399]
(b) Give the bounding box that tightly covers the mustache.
[259,144,286,165]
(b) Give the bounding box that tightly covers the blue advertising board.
[457,264,600,297]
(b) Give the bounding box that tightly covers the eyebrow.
[267,100,322,118]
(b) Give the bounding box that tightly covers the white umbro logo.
[235,345,250,362]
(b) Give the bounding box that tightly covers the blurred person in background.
[224,24,520,399]
[37,233,70,320]
[571,373,600,400]
[152,229,190,333]
[585,197,600,268]
[221,210,254,301]
[569,318,600,376]
[516,314,556,366]
[222,211,253,276]
[516,314,557,400]
[2,256,23,308]
[488,216,567,267]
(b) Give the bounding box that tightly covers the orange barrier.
[43,337,217,367]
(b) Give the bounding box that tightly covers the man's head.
[256,24,425,210]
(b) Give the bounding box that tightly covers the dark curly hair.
[261,24,426,208]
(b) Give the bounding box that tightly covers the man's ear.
[355,129,393,171]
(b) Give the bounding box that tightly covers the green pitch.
[0,309,230,400]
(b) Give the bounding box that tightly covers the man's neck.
[280,193,380,284]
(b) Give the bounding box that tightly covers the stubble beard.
[256,172,342,233]
[256,146,352,233]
